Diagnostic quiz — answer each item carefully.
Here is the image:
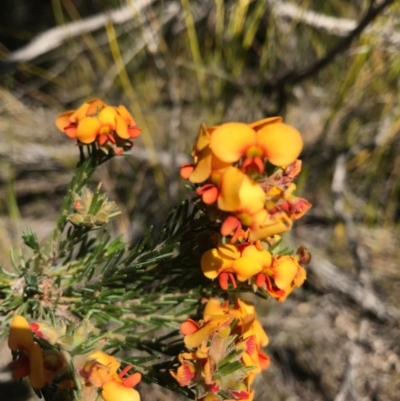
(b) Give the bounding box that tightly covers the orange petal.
[248,116,282,131]
[55,110,74,131]
[210,122,256,163]
[64,125,77,139]
[256,123,303,166]
[102,380,141,401]
[8,315,34,351]
[180,319,200,335]
[180,164,194,180]
[220,216,241,237]
[29,343,46,388]
[196,184,218,204]
[128,126,141,138]
[122,372,141,388]
[76,117,101,144]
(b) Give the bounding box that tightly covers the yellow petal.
[249,213,292,241]
[201,248,225,279]
[237,175,265,213]
[189,147,212,183]
[248,116,282,131]
[232,256,264,282]
[99,107,117,127]
[115,114,130,139]
[29,343,46,389]
[102,381,141,401]
[273,256,299,289]
[217,241,241,259]
[192,122,211,153]
[184,316,229,348]
[210,123,256,163]
[116,105,136,125]
[241,246,272,269]
[250,320,269,347]
[203,298,227,317]
[88,351,120,373]
[76,117,101,144]
[8,315,34,351]
[256,122,303,166]
[217,167,245,211]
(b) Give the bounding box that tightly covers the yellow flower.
[8,315,47,389]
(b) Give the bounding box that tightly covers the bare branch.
[2,0,155,64]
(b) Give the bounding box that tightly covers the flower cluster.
[181,118,311,295]
[56,98,141,155]
[171,298,269,401]
[8,316,141,401]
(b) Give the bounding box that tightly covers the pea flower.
[8,315,48,389]
[210,120,303,172]
[78,351,141,401]
[201,241,265,290]
[255,253,308,302]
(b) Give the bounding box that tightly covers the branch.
[1,0,155,65]
[265,0,397,90]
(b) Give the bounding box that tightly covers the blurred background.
[0,0,400,400]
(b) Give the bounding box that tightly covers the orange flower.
[56,99,141,154]
[210,120,303,172]
[256,255,307,301]
[79,351,141,401]
[201,239,267,289]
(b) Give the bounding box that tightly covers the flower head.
[56,99,141,155]
[78,351,141,401]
